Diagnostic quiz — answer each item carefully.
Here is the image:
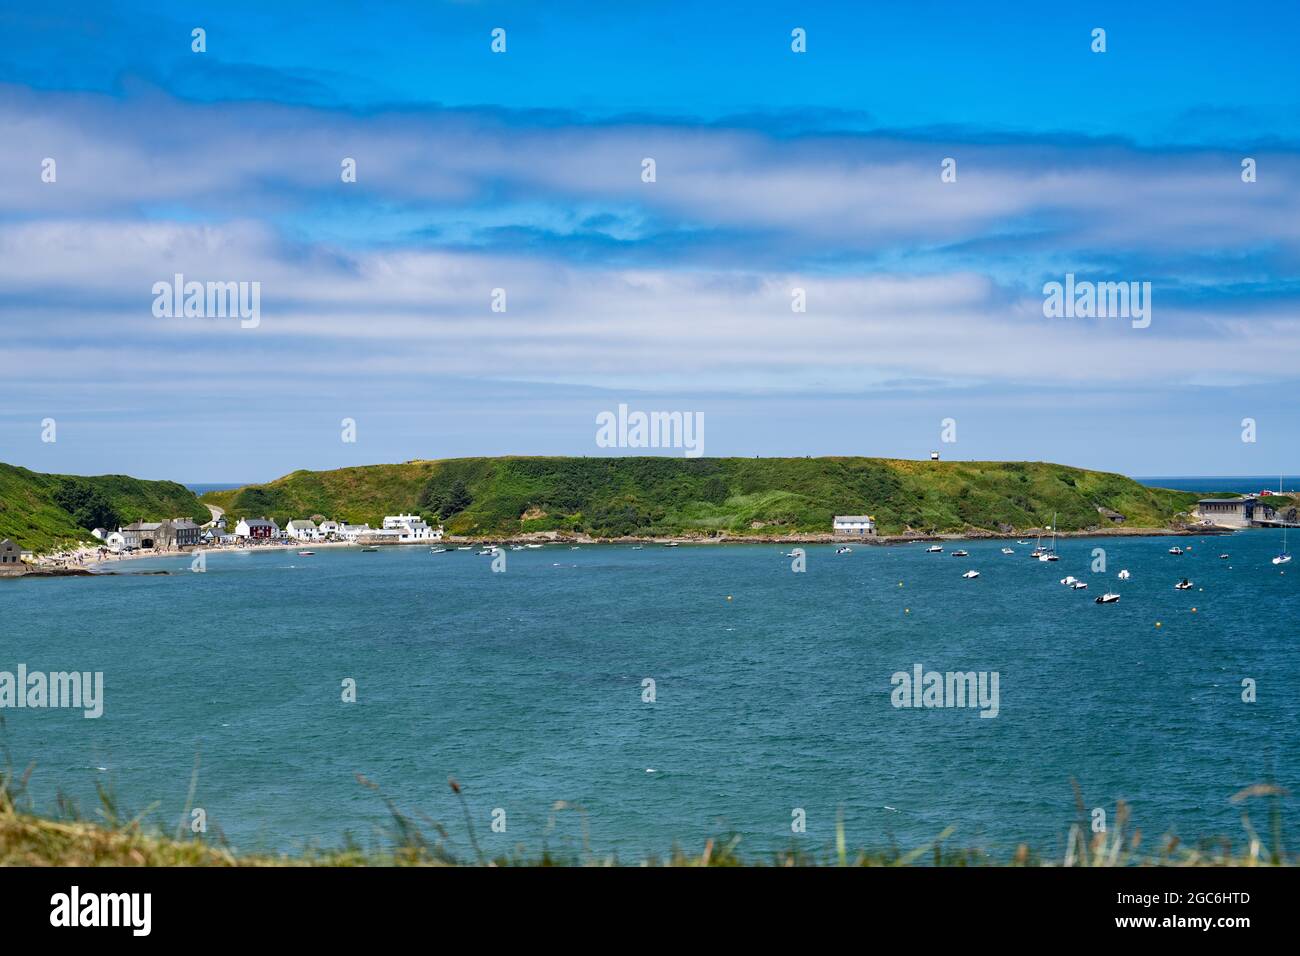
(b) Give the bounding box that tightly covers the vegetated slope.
[201,457,1205,538]
[0,462,209,552]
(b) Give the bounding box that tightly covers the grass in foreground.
[1,763,1291,867]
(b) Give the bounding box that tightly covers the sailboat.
[1274,525,1292,565]
[1030,529,1044,558]
[1273,472,1292,565]
[1038,514,1059,561]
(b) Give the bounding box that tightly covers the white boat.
[961,570,980,579]
[631,546,643,550]
[1168,546,1183,555]
[456,546,472,551]
[663,542,680,548]
[297,550,315,556]
[1174,578,1193,590]
[478,549,496,556]
[1117,569,1131,580]
[1030,525,1046,558]
[1219,553,1230,560]
[1274,523,1292,565]
[1040,514,1060,560]
[926,545,943,553]
[1059,576,1077,586]
[951,549,968,557]
[1095,592,1120,604]
[836,546,852,554]
[430,547,447,553]
[1070,581,1088,590]
[526,543,544,549]
[1001,547,1015,555]
[510,545,524,551]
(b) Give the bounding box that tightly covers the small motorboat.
[1174,578,1193,590]
[430,547,447,554]
[478,549,497,556]
[455,546,471,551]
[1117,569,1131,580]
[1219,553,1230,560]
[663,542,680,548]
[1016,540,1030,545]
[297,550,315,556]
[570,546,581,550]
[961,570,980,579]
[1168,547,1183,555]
[360,547,379,553]
[951,550,969,557]
[1001,547,1015,555]
[1095,592,1120,604]
[510,545,524,551]
[836,546,852,554]
[526,543,544,549]
[1059,575,1077,586]
[631,545,643,550]
[1070,581,1088,590]
[926,545,943,553]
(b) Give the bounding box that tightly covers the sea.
[1137,475,1299,495]
[2,495,1297,862]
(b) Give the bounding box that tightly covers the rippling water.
[2,532,1297,860]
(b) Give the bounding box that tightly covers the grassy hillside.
[0,462,209,553]
[2,770,1287,867]
[201,457,1205,538]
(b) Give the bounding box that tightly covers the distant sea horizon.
[1135,475,1298,494]
[185,482,253,496]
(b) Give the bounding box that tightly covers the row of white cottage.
[233,513,442,544]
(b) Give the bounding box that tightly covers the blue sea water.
[2,533,1297,862]
[1137,476,1300,495]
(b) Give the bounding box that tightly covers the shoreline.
[50,522,1232,567]
[9,523,1241,575]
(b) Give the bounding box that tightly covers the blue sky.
[1,1,1298,481]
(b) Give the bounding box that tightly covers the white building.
[285,519,320,541]
[104,531,127,552]
[235,517,280,539]
[337,523,372,542]
[833,515,876,536]
[318,520,340,537]
[91,528,108,541]
[374,514,443,542]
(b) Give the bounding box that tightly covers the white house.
[375,514,443,542]
[104,531,127,552]
[318,520,340,537]
[833,515,876,536]
[285,519,320,541]
[91,527,108,541]
[338,523,372,542]
[235,517,279,539]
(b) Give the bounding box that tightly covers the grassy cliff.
[201,457,1204,538]
[0,462,210,553]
